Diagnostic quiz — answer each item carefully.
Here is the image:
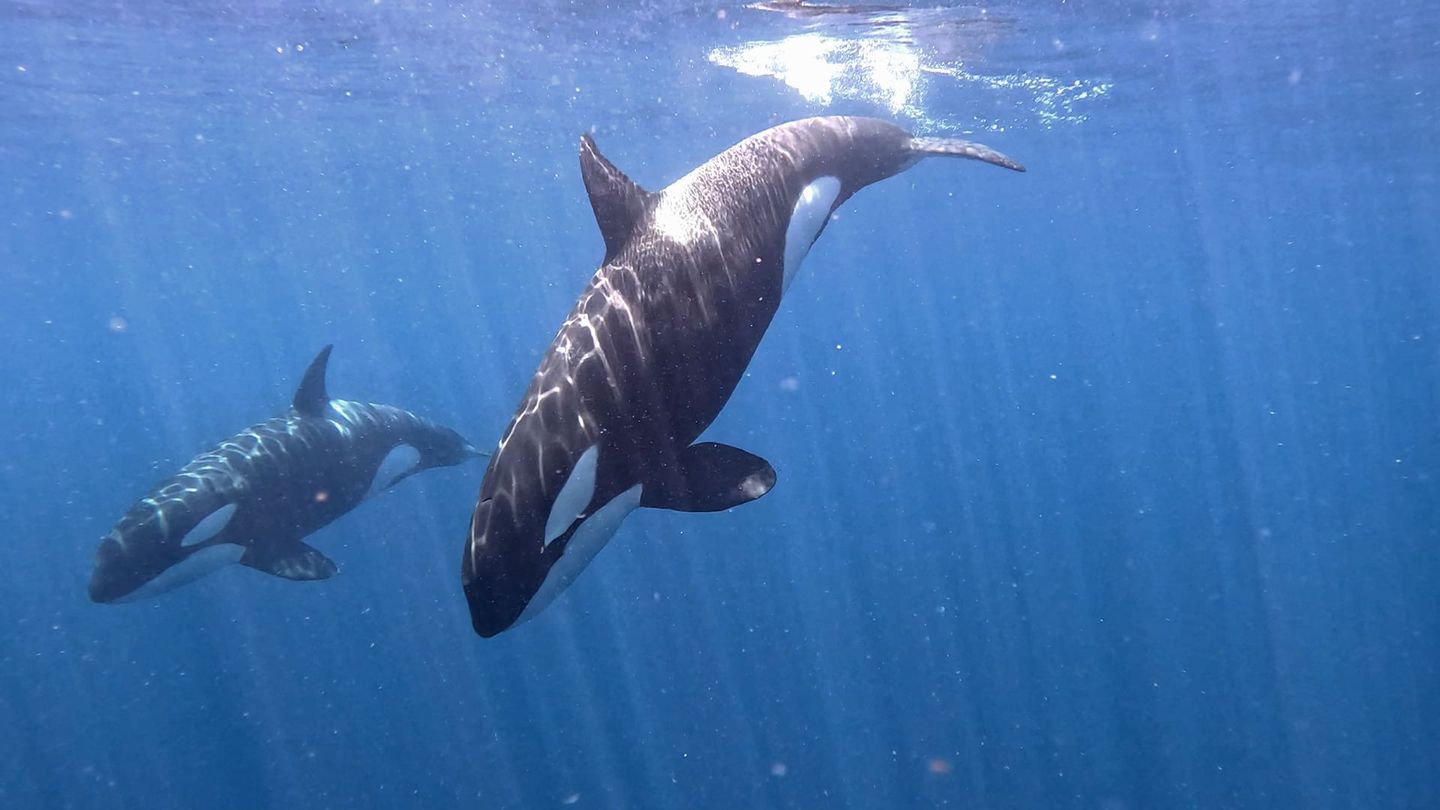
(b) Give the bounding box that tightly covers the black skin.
[90,346,480,603]
[462,117,1023,637]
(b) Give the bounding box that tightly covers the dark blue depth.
[1,2,1436,808]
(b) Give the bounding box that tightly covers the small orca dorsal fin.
[579,133,650,263]
[641,442,777,513]
[292,344,333,417]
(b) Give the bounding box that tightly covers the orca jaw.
[88,536,139,603]
[89,533,167,603]
[462,497,549,638]
[462,571,533,638]
[417,426,485,469]
[89,532,244,604]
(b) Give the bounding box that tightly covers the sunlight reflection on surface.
[708,29,1110,131]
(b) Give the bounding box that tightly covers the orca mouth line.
[88,579,125,604]
[88,537,132,603]
[88,571,139,604]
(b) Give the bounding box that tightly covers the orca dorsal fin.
[292,344,333,417]
[579,133,650,263]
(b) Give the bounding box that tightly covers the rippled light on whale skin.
[89,346,484,605]
[462,116,1023,638]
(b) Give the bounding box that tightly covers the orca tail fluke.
[909,137,1026,172]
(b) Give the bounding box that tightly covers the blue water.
[2,1,1437,807]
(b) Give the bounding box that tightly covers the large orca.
[462,116,1023,637]
[90,346,481,603]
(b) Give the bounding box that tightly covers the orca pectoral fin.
[241,541,338,581]
[641,442,777,513]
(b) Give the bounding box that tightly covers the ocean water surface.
[1,1,1436,807]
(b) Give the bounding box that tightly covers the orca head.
[414,425,486,470]
[462,494,549,637]
[89,530,156,603]
[89,501,244,603]
[366,425,484,499]
[462,442,637,637]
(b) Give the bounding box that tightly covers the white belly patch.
[116,543,246,603]
[367,444,421,498]
[782,175,841,293]
[520,484,642,625]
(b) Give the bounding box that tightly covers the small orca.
[462,116,1023,637]
[90,345,482,603]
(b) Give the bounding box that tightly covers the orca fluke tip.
[909,136,1026,172]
